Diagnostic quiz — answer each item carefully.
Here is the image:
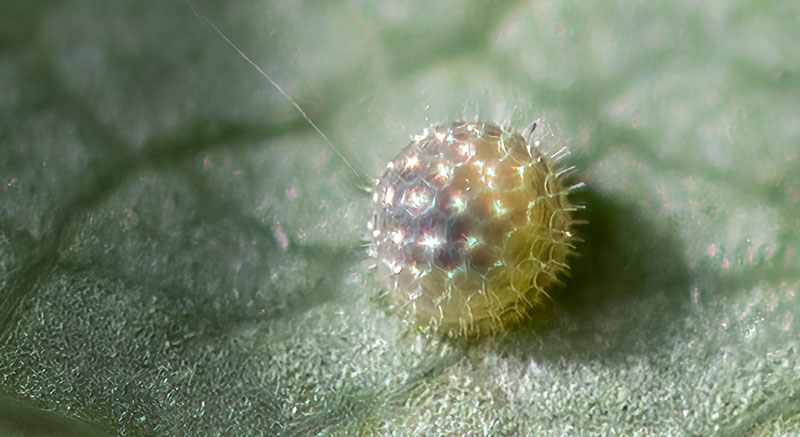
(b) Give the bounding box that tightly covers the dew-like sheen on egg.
[368,121,578,336]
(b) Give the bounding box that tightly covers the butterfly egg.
[368,121,578,336]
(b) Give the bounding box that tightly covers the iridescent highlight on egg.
[368,121,579,336]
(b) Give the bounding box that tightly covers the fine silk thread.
[187,3,584,336]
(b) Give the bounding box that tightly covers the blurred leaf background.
[1,0,799,435]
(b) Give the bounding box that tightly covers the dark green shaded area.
[0,395,108,437]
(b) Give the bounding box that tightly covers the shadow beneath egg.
[493,187,694,364]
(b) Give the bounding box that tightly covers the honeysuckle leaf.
[1,0,798,435]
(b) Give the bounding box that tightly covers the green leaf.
[1,0,799,435]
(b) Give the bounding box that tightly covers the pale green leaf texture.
[1,0,799,436]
